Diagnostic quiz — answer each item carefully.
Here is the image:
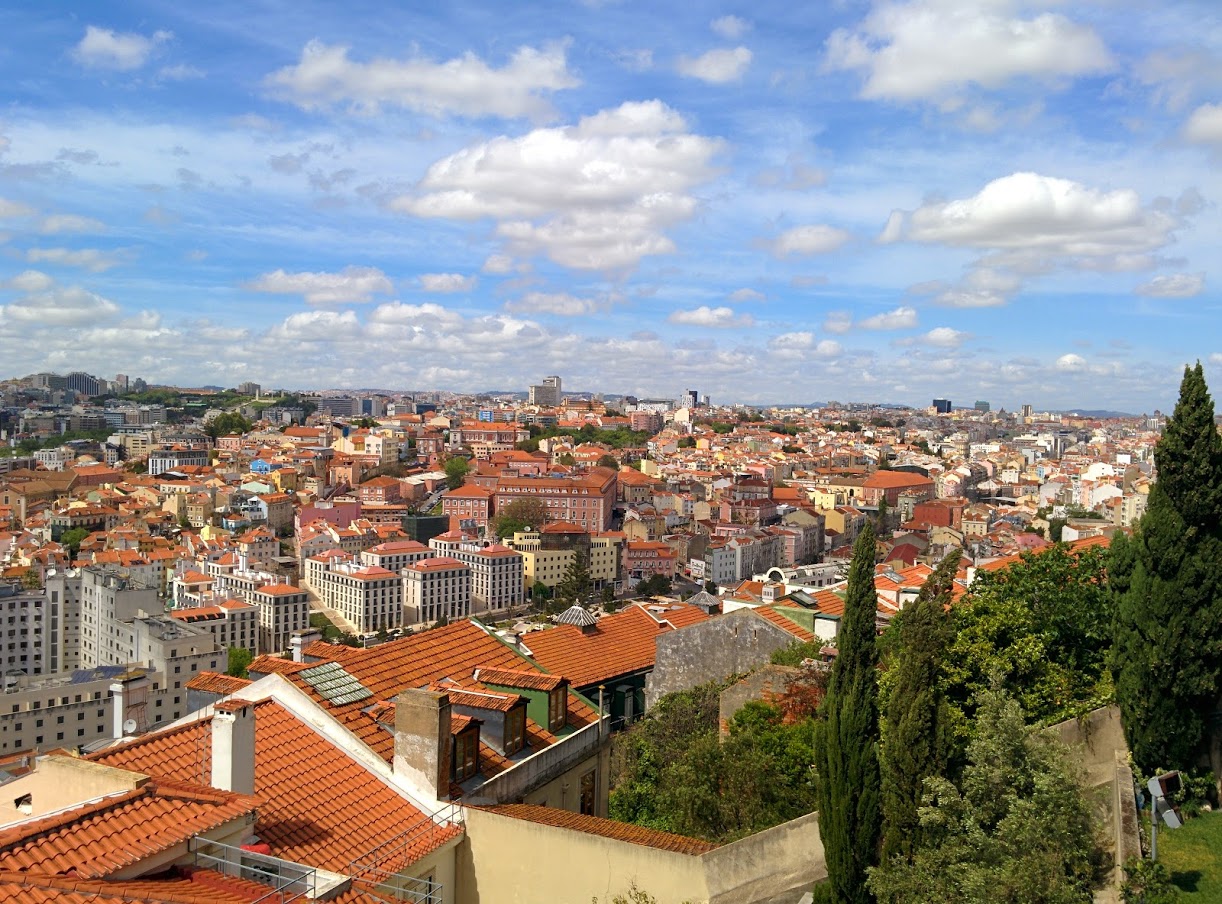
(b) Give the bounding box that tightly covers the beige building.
[403,557,471,624]
[252,583,311,654]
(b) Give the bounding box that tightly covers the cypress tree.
[816,521,882,904]
[878,551,957,863]
[1112,363,1222,773]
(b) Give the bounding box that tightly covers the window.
[548,688,566,733]
[505,707,525,755]
[580,769,597,815]
[454,729,479,782]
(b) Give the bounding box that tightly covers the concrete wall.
[703,810,824,904]
[458,806,709,904]
[645,609,797,710]
[1045,705,1127,788]
[456,807,825,904]
[464,719,608,808]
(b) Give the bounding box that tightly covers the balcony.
[189,836,349,902]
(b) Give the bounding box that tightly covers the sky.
[0,1,1221,413]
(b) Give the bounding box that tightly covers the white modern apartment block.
[252,584,311,654]
[428,534,524,614]
[305,552,403,633]
[169,600,259,655]
[359,539,433,573]
[402,556,471,625]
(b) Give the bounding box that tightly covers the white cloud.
[769,331,813,350]
[767,331,841,360]
[859,305,918,330]
[26,247,123,273]
[505,292,601,316]
[921,326,969,348]
[3,283,119,324]
[481,254,516,275]
[824,0,1112,101]
[265,40,578,120]
[396,100,722,271]
[755,154,827,191]
[772,224,851,257]
[267,309,361,341]
[246,266,393,305]
[418,273,477,293]
[1056,353,1087,372]
[881,172,1179,274]
[158,64,203,81]
[614,49,654,73]
[729,288,765,303]
[72,26,171,71]
[823,311,854,334]
[0,199,34,218]
[1211,353,1222,366]
[934,266,1022,308]
[40,214,105,234]
[1135,273,1205,299]
[711,16,751,39]
[668,305,754,328]
[4,270,54,292]
[677,46,753,84]
[1183,103,1222,145]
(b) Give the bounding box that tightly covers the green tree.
[815,521,882,904]
[491,497,551,539]
[1112,362,1222,774]
[704,580,718,595]
[558,452,575,466]
[879,552,957,862]
[943,543,1113,731]
[60,527,90,558]
[226,646,253,679]
[867,689,1099,904]
[204,411,252,440]
[443,456,470,490]
[556,546,592,604]
[598,453,620,469]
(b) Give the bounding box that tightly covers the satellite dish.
[122,719,138,735]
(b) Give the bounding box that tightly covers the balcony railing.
[189,836,317,903]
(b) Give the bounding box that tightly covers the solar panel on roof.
[299,661,373,705]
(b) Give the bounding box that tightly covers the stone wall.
[718,665,800,736]
[645,609,798,709]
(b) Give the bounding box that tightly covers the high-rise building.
[932,398,952,414]
[528,375,562,407]
[974,400,990,412]
[1021,403,1033,420]
[65,372,101,397]
[683,389,699,408]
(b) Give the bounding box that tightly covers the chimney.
[394,688,452,801]
[290,627,323,662]
[211,699,257,795]
[110,681,125,740]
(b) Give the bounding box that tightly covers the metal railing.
[346,802,464,900]
[189,836,317,903]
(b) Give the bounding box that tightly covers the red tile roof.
[92,700,459,875]
[481,804,718,855]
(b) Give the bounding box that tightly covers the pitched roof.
[91,699,459,875]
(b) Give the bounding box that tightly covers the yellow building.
[507,528,623,592]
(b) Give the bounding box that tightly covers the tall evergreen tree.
[878,551,957,863]
[816,522,882,904]
[1112,363,1222,773]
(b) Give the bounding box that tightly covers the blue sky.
[0,0,1220,412]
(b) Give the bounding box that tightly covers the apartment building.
[308,555,403,634]
[169,600,259,654]
[494,468,617,531]
[428,532,524,613]
[251,583,311,654]
[403,556,471,624]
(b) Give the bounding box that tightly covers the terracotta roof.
[524,604,707,687]
[0,778,257,879]
[481,804,718,855]
[753,604,817,642]
[473,667,566,692]
[185,672,252,696]
[977,534,1111,573]
[92,699,459,875]
[253,583,306,596]
[0,867,279,903]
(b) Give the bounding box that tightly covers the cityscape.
[1,2,1222,903]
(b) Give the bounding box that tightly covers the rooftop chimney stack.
[289,627,323,662]
[211,699,257,796]
[394,688,452,801]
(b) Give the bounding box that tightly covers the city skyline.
[0,1,1220,411]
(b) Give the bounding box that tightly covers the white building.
[403,557,471,625]
[252,583,311,655]
[428,535,524,614]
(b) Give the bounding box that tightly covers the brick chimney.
[211,699,256,796]
[394,688,452,800]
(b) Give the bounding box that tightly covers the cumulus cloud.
[395,100,722,271]
[934,266,1022,307]
[711,16,751,39]
[1183,103,1222,145]
[668,305,754,328]
[677,46,753,83]
[246,266,393,305]
[40,214,105,234]
[0,199,34,218]
[267,309,361,341]
[881,172,1180,277]
[265,40,578,120]
[859,305,918,330]
[4,270,54,292]
[772,224,851,257]
[72,26,171,71]
[1136,273,1205,298]
[921,326,969,348]
[824,0,1112,101]
[505,292,601,316]
[3,282,120,324]
[26,247,123,273]
[1211,353,1222,366]
[1056,353,1087,371]
[419,273,477,293]
[729,288,765,303]
[481,254,516,275]
[755,154,827,191]
[823,311,854,334]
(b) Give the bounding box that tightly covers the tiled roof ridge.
[480,804,719,855]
